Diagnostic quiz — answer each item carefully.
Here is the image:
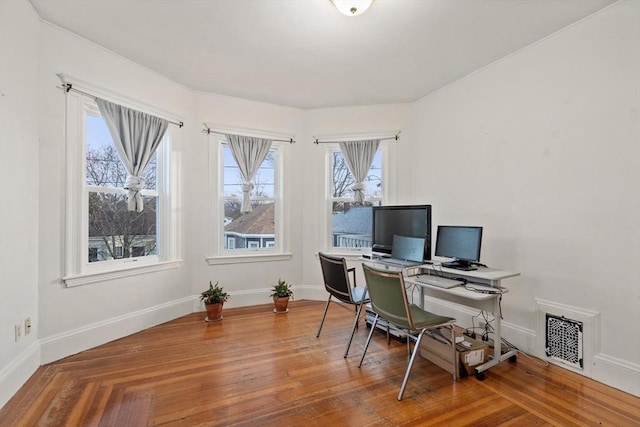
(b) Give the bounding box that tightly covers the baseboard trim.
[40,296,194,364]
[9,287,637,414]
[218,285,327,309]
[424,293,639,397]
[0,341,41,409]
[592,353,640,397]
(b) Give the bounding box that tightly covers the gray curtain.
[226,134,272,213]
[339,139,380,203]
[96,98,168,212]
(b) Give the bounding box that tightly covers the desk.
[364,260,520,378]
[407,264,520,378]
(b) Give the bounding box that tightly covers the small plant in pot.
[270,279,293,314]
[200,281,230,322]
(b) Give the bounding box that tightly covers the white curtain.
[96,98,168,212]
[226,134,272,213]
[339,139,380,203]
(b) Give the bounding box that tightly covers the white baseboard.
[290,284,327,302]
[219,285,327,310]
[40,296,194,364]
[219,286,640,398]
[0,342,41,410]
[424,294,639,397]
[6,287,636,414]
[592,353,640,397]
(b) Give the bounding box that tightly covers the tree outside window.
[330,149,383,249]
[85,113,160,262]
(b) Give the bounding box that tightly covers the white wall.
[0,0,42,408]
[36,19,194,362]
[300,104,411,293]
[1,0,638,410]
[399,1,639,395]
[189,92,305,307]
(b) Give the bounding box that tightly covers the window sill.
[63,259,183,287]
[206,252,293,265]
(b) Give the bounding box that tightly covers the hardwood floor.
[1,300,638,426]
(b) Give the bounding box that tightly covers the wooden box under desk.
[419,326,489,377]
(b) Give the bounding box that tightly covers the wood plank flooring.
[1,300,638,426]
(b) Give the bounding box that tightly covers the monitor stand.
[442,260,478,271]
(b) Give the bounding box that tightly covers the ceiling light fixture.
[332,0,373,17]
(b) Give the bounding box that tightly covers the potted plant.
[200,281,230,322]
[270,279,293,313]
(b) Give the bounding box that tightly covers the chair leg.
[316,295,332,338]
[398,329,427,401]
[344,301,365,358]
[358,313,379,368]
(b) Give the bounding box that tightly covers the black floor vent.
[545,314,583,369]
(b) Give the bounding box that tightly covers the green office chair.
[317,252,370,358]
[358,263,457,400]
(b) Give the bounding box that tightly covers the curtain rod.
[313,134,400,144]
[59,83,184,128]
[202,127,295,144]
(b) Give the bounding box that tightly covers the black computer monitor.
[434,225,483,270]
[372,205,432,261]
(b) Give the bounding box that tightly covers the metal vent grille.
[545,314,583,369]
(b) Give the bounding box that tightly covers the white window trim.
[206,131,291,264]
[324,141,396,254]
[62,92,181,286]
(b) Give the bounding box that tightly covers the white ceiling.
[29,0,616,109]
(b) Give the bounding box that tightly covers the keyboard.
[414,275,464,289]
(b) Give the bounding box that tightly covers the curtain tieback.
[124,175,145,212]
[351,182,365,192]
[240,182,255,213]
[351,182,365,204]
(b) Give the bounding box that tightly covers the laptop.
[380,235,425,267]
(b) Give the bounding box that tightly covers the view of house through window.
[222,142,278,251]
[330,149,383,249]
[85,112,160,263]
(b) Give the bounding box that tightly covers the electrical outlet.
[25,317,32,335]
[15,324,22,342]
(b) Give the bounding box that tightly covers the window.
[328,147,384,250]
[220,140,281,254]
[85,112,159,263]
[63,93,180,286]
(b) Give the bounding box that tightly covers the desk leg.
[474,293,517,377]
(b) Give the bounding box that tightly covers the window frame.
[325,142,395,254]
[62,93,181,287]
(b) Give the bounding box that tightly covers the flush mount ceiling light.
[332,0,373,17]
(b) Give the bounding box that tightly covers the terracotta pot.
[273,296,289,313]
[205,302,223,322]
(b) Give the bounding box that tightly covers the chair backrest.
[362,263,414,330]
[318,252,354,304]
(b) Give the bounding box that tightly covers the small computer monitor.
[391,235,425,263]
[434,225,483,270]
